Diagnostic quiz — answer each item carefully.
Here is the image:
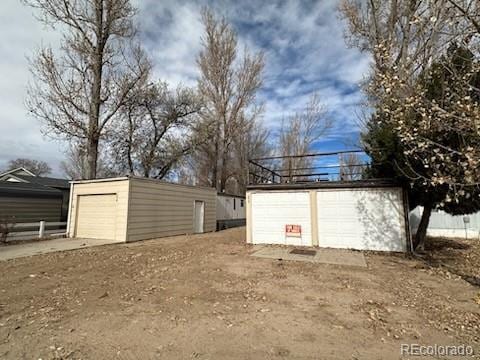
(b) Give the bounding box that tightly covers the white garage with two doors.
[246,181,410,252]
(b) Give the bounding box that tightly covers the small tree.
[229,118,271,194]
[6,158,51,176]
[278,94,331,182]
[0,217,16,244]
[339,153,365,181]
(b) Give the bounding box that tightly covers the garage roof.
[0,181,63,197]
[247,179,403,191]
[70,176,216,191]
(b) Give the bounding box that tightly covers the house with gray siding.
[0,167,70,220]
[0,181,63,224]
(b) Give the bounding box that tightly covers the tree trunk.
[413,201,433,251]
[212,124,220,191]
[86,135,99,180]
[219,145,229,192]
[127,110,135,175]
[86,0,105,180]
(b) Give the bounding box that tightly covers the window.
[241,199,244,207]
[234,198,236,210]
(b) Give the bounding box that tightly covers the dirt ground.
[0,228,479,360]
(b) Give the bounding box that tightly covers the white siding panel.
[216,195,246,220]
[410,207,480,240]
[317,188,406,252]
[251,192,312,246]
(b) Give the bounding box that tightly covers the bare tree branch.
[24,0,150,179]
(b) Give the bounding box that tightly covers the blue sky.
[0,0,371,176]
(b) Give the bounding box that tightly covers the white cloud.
[0,0,371,176]
[0,0,64,175]
[139,0,203,86]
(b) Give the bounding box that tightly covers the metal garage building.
[67,177,216,242]
[246,181,411,252]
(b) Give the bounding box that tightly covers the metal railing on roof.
[248,150,373,185]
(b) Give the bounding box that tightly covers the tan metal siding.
[68,180,129,241]
[0,196,62,223]
[127,178,216,242]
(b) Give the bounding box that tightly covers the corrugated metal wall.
[0,195,62,223]
[127,178,216,242]
[410,207,480,239]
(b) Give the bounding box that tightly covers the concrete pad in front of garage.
[0,237,123,261]
[251,246,367,267]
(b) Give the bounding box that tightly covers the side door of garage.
[75,194,117,240]
[251,192,312,246]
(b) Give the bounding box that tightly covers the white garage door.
[251,192,312,246]
[316,188,406,251]
[75,194,117,240]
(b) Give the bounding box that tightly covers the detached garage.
[67,177,216,242]
[246,180,411,252]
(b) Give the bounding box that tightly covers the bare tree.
[196,9,265,192]
[61,140,115,180]
[279,94,331,182]
[24,0,151,179]
[229,118,271,193]
[6,158,51,176]
[109,81,203,178]
[339,153,365,181]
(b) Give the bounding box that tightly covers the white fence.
[410,207,480,240]
[4,221,67,242]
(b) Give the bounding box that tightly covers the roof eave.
[246,179,404,191]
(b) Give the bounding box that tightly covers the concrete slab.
[0,238,123,261]
[251,246,367,267]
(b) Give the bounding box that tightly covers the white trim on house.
[69,176,130,184]
[0,167,36,178]
[0,174,29,183]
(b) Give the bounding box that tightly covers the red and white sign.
[285,224,302,237]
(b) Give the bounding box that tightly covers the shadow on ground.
[422,237,480,287]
